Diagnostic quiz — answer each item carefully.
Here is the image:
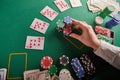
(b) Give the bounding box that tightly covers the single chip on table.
[48,65,57,75]
[59,55,69,66]
[41,56,53,69]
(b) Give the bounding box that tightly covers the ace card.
[54,0,70,12]
[30,18,49,34]
[25,36,45,50]
[40,6,58,21]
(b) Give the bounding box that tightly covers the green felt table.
[0,0,120,80]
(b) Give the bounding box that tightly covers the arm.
[94,40,120,69]
[70,20,120,69]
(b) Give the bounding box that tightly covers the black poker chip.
[59,55,69,66]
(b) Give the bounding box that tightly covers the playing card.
[69,0,82,7]
[40,6,58,21]
[24,69,40,80]
[30,18,49,34]
[35,70,51,80]
[0,68,7,80]
[54,0,70,12]
[25,36,45,50]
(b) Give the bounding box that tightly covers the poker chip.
[48,65,57,75]
[56,20,65,28]
[97,34,113,44]
[59,69,71,80]
[41,56,53,69]
[64,16,72,24]
[71,58,85,79]
[63,26,72,36]
[95,26,111,37]
[80,54,96,75]
[59,55,69,66]
[95,16,104,24]
[51,75,59,80]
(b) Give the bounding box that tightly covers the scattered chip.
[56,20,65,28]
[59,55,69,66]
[64,16,72,24]
[41,56,53,69]
[48,65,57,75]
[59,69,71,80]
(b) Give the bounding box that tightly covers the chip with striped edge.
[56,20,65,28]
[48,65,57,75]
[41,56,53,69]
[59,55,69,66]
[59,69,71,80]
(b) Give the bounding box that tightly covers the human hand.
[70,20,100,50]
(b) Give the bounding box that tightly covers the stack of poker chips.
[97,34,113,44]
[56,16,82,36]
[95,5,115,24]
[95,26,111,37]
[71,58,85,79]
[79,54,96,80]
[106,14,120,28]
[95,26,114,44]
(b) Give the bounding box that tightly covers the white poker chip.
[95,16,104,25]
[59,69,71,80]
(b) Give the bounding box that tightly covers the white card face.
[70,0,82,7]
[25,36,45,50]
[54,0,70,12]
[30,18,49,34]
[40,6,58,21]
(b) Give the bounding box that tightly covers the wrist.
[92,40,100,51]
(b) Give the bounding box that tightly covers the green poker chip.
[48,65,57,75]
[56,20,65,28]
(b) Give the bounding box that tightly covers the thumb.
[69,33,82,41]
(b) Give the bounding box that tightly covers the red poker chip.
[41,56,53,69]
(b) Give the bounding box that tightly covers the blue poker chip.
[71,58,85,78]
[64,16,72,24]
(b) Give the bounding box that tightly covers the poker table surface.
[0,0,120,80]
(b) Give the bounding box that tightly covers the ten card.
[25,36,45,50]
[54,0,70,12]
[30,18,49,34]
[40,6,58,21]
[69,0,82,7]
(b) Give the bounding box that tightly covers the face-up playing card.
[69,0,82,7]
[0,68,7,80]
[24,69,40,80]
[40,6,58,21]
[25,36,45,50]
[30,18,49,34]
[54,0,70,12]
